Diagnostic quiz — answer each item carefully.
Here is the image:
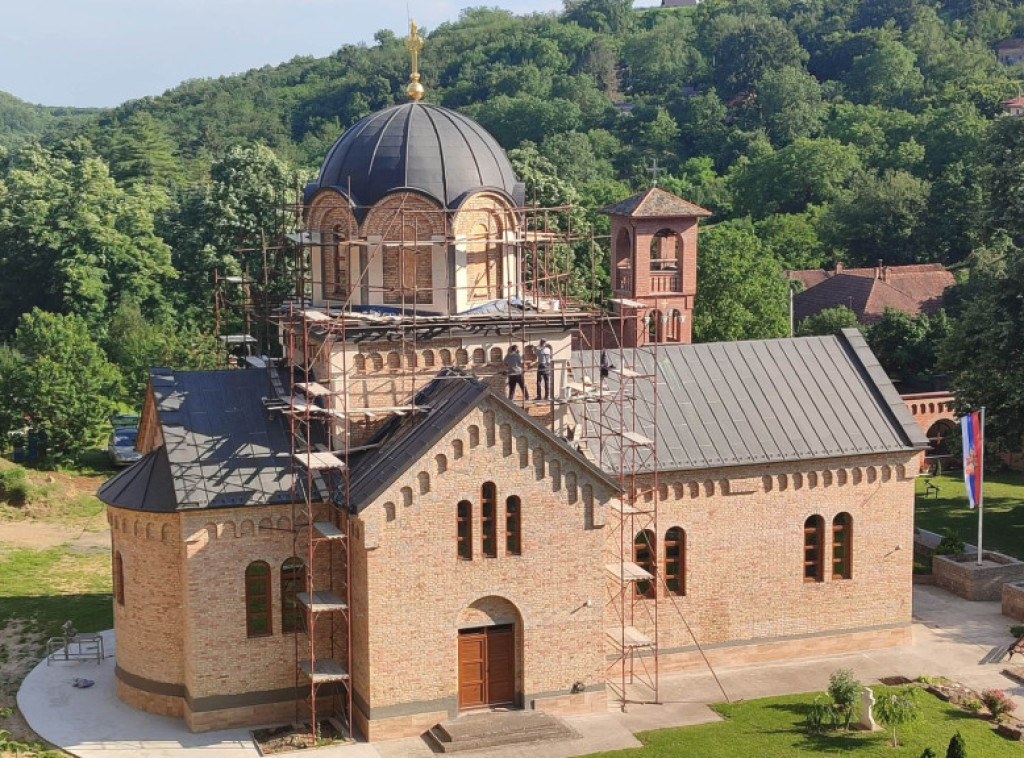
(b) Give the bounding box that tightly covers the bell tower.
[601,187,711,346]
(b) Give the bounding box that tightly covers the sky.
[1,0,657,108]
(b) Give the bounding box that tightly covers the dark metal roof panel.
[316,103,520,212]
[573,332,926,475]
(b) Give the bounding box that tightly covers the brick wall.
[354,399,613,739]
[603,452,919,668]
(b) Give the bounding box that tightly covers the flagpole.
[978,406,985,567]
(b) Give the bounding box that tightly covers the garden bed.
[932,551,1024,601]
[252,720,348,755]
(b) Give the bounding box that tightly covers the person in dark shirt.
[504,344,528,400]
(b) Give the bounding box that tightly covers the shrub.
[921,749,937,758]
[1011,625,1024,638]
[961,697,982,715]
[805,695,831,734]
[0,466,30,506]
[934,528,965,556]
[980,689,1016,720]
[828,668,862,729]
[946,730,967,758]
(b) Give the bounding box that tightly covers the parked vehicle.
[107,414,141,467]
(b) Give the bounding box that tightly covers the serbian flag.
[961,411,982,509]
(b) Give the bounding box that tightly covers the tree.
[796,306,861,336]
[692,222,790,342]
[941,245,1024,449]
[709,14,808,98]
[1,309,122,462]
[874,686,921,747]
[0,139,174,337]
[563,0,636,34]
[827,668,863,729]
[103,301,218,404]
[755,66,824,145]
[755,212,826,270]
[946,731,967,758]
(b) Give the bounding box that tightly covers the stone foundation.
[1002,581,1024,621]
[933,551,1024,601]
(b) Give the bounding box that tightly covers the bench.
[922,478,940,499]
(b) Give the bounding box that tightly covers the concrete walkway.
[18,586,1024,758]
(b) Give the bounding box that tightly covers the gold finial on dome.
[405,19,425,102]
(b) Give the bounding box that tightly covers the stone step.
[425,711,578,753]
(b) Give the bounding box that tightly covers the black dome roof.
[313,102,524,212]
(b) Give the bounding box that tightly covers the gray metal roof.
[572,329,928,475]
[98,368,299,512]
[313,103,525,212]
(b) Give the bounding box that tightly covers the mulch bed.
[252,720,346,755]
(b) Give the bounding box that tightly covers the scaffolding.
[246,187,725,736]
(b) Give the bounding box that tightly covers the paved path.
[19,586,1024,758]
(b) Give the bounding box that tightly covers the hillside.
[0,90,96,147]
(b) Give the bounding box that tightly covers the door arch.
[456,596,522,710]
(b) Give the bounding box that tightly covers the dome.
[312,102,524,212]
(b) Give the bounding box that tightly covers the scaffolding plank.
[605,626,653,649]
[298,659,349,683]
[293,452,346,470]
[297,590,348,613]
[295,382,332,397]
[610,297,645,309]
[605,562,653,582]
[617,367,641,379]
[609,499,639,515]
[301,310,332,322]
[621,431,654,446]
[313,521,345,539]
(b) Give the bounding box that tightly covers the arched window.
[803,516,824,583]
[114,551,125,606]
[647,310,663,343]
[664,527,685,596]
[384,224,432,304]
[281,558,306,633]
[330,224,349,297]
[634,530,656,599]
[457,501,473,560]
[482,482,497,558]
[832,513,852,580]
[650,229,680,271]
[668,310,682,342]
[245,561,272,636]
[506,496,521,555]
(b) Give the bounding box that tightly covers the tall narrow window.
[114,551,125,606]
[664,527,685,596]
[506,496,521,555]
[245,561,272,636]
[832,513,853,580]
[803,516,824,583]
[457,501,473,560]
[482,482,497,558]
[634,530,656,599]
[281,558,306,633]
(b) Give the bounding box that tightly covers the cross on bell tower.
[600,187,712,347]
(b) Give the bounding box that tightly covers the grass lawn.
[915,471,1024,560]
[587,688,1023,758]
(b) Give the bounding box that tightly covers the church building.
[98,23,929,742]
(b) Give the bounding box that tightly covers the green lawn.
[587,689,1023,758]
[915,471,1024,560]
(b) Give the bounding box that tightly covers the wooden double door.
[457,624,516,710]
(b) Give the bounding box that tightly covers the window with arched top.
[330,224,349,297]
[650,229,680,271]
[489,346,503,363]
[634,530,656,599]
[457,500,473,560]
[472,348,486,365]
[647,310,663,343]
[114,551,125,606]
[384,224,432,304]
[245,561,272,636]
[281,558,305,633]
[664,527,685,596]
[803,516,824,583]
[482,482,497,558]
[832,513,852,580]
[506,496,521,555]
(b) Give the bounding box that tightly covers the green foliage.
[804,694,831,734]
[921,749,937,758]
[934,528,966,556]
[875,686,921,747]
[692,222,790,343]
[796,306,861,337]
[1011,625,1024,638]
[0,465,30,506]
[866,308,949,383]
[827,669,864,730]
[946,730,967,758]
[0,309,121,462]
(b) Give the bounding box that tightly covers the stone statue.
[856,686,878,731]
